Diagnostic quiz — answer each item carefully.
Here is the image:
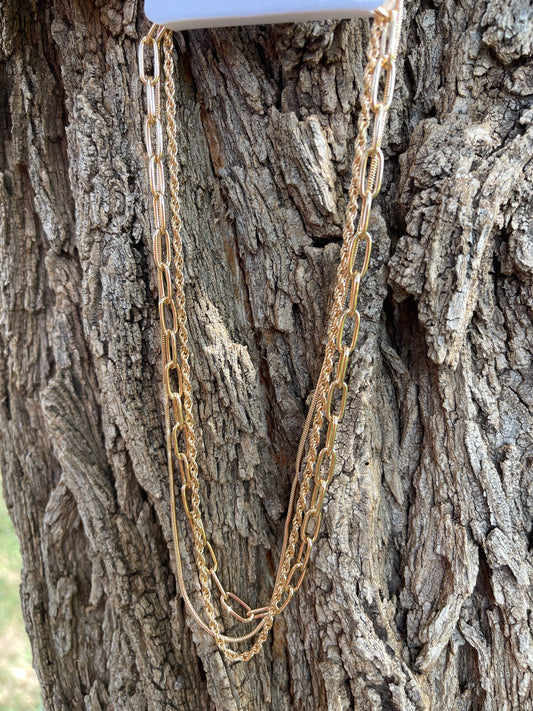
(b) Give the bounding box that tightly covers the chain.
[139,0,404,662]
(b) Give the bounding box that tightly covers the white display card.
[145,0,395,31]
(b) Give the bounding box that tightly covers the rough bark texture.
[1,0,532,709]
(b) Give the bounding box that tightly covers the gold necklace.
[139,1,404,662]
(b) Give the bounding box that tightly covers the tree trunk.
[1,0,532,709]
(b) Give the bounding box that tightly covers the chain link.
[139,0,404,662]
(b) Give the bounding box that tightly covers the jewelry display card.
[145,0,395,30]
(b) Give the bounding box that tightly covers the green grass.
[0,484,42,711]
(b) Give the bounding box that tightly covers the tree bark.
[1,0,532,709]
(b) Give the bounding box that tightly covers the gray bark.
[1,0,532,709]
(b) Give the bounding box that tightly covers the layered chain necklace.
[138,1,404,662]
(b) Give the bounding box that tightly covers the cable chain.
[139,0,403,662]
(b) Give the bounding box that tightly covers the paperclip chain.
[139,0,404,662]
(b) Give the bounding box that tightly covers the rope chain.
[138,0,404,662]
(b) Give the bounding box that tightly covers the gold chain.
[139,1,404,662]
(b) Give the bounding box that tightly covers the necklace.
[139,1,404,662]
